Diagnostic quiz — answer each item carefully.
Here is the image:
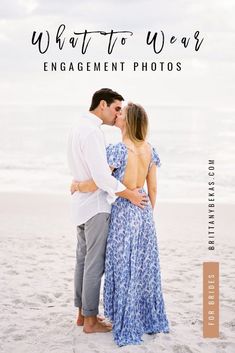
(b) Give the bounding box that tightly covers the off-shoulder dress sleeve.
[148,145,161,171]
[106,143,127,169]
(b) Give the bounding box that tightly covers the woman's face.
[115,107,127,130]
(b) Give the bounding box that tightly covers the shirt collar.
[84,112,103,127]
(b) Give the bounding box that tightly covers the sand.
[0,192,234,353]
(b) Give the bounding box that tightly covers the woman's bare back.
[122,141,152,189]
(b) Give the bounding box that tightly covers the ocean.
[0,104,234,203]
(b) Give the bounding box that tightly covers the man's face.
[102,100,122,126]
[115,106,126,130]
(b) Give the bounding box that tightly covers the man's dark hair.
[89,88,124,111]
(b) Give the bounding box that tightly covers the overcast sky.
[0,0,234,108]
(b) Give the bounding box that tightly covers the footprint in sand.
[21,282,29,287]
[4,327,17,334]
[13,334,25,341]
[218,331,227,340]
[12,299,22,305]
[191,318,202,325]
[224,319,235,331]
[36,294,53,304]
[6,270,19,275]
[173,344,194,353]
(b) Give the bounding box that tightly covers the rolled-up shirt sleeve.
[82,129,126,203]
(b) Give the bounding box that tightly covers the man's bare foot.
[76,315,84,326]
[76,308,84,326]
[83,320,112,333]
[97,314,105,321]
[76,311,111,327]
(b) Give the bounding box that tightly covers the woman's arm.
[146,164,157,209]
[71,167,115,194]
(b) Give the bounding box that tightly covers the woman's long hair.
[125,102,148,142]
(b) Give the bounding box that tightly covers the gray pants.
[74,212,110,317]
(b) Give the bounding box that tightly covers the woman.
[71,103,169,346]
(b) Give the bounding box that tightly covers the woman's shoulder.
[147,142,161,167]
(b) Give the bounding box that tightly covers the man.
[67,88,147,333]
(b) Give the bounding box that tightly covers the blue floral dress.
[103,142,169,346]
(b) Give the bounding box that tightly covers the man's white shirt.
[67,112,126,226]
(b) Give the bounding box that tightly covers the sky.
[0,0,234,201]
[0,0,234,108]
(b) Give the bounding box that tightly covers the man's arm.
[71,179,147,208]
[77,130,147,207]
[82,130,124,195]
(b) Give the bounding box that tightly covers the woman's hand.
[70,181,80,195]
